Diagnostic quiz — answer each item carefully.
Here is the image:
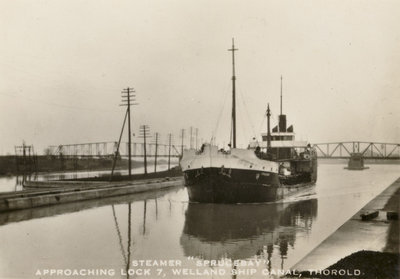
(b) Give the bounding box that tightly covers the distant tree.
[43,147,52,156]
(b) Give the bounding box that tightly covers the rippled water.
[0,163,399,278]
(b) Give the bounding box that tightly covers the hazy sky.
[1,0,399,154]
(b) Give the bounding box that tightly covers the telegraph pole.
[168,133,172,170]
[154,132,159,173]
[110,110,128,181]
[121,87,137,178]
[127,89,132,176]
[195,128,198,150]
[190,127,193,149]
[180,129,185,156]
[139,125,150,175]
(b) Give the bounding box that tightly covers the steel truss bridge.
[49,141,184,158]
[312,142,400,160]
[48,141,400,160]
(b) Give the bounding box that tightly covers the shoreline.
[0,155,177,176]
[289,177,400,278]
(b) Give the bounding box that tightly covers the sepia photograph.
[0,0,399,278]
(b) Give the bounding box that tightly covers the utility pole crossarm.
[120,87,137,178]
[139,125,151,174]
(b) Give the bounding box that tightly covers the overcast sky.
[0,0,399,154]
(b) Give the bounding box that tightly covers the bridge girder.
[48,141,185,158]
[313,142,400,159]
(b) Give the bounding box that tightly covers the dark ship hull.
[184,169,316,203]
[180,146,317,204]
[184,167,280,203]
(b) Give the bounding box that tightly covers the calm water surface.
[0,164,399,279]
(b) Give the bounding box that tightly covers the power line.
[0,91,119,112]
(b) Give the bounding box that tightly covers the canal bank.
[0,186,182,227]
[0,168,183,212]
[0,155,136,175]
[290,177,400,278]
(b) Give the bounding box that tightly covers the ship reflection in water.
[180,199,317,271]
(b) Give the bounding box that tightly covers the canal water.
[0,163,399,279]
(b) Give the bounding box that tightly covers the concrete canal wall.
[0,176,184,212]
[291,177,400,277]
[0,186,181,226]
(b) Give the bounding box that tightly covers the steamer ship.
[180,40,317,203]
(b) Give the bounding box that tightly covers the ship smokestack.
[278,115,287,132]
[278,75,287,132]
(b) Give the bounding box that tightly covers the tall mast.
[266,103,271,150]
[228,38,238,148]
[278,76,287,132]
[280,75,283,115]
